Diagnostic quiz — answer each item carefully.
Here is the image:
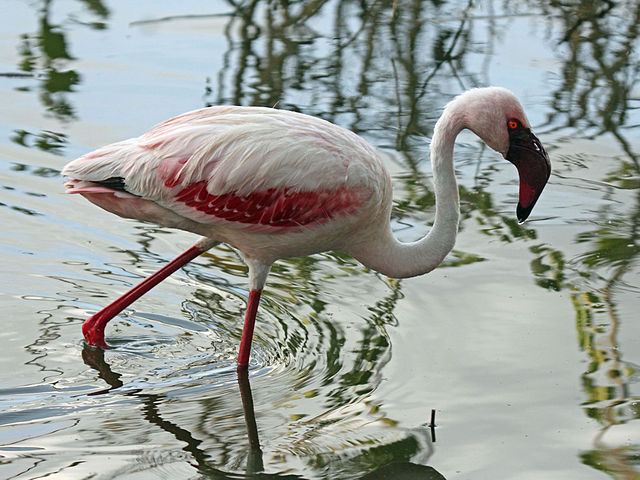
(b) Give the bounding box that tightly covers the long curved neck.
[354,109,465,279]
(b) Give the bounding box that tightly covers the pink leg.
[237,289,262,369]
[83,242,212,348]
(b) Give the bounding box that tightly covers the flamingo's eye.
[508,120,519,130]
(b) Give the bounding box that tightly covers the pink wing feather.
[171,181,364,227]
[63,106,384,232]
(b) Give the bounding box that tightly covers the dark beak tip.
[516,203,532,224]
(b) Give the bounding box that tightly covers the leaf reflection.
[13,0,109,153]
[10,0,640,476]
[213,0,639,475]
[522,0,640,476]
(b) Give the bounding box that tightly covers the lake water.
[1,1,639,479]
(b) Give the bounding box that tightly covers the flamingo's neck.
[353,108,465,278]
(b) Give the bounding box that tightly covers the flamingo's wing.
[63,107,385,232]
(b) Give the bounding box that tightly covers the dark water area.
[1,1,639,478]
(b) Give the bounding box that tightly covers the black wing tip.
[94,177,128,192]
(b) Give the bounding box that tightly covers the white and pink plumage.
[63,87,550,368]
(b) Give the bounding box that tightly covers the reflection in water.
[12,0,109,153]
[214,0,481,146]
[4,0,640,477]
[82,346,445,479]
[214,7,640,475]
[525,1,640,477]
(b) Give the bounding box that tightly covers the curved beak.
[506,130,551,223]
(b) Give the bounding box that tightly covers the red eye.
[508,120,519,130]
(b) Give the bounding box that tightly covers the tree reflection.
[13,0,108,152]
[12,0,639,476]
[214,0,479,135]
[521,0,640,476]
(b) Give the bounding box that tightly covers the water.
[1,1,639,478]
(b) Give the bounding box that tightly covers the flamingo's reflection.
[82,346,445,479]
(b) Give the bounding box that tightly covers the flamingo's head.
[451,87,551,223]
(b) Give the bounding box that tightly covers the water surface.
[1,1,639,478]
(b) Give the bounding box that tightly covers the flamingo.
[63,87,550,369]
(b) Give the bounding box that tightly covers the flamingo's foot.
[82,316,110,349]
